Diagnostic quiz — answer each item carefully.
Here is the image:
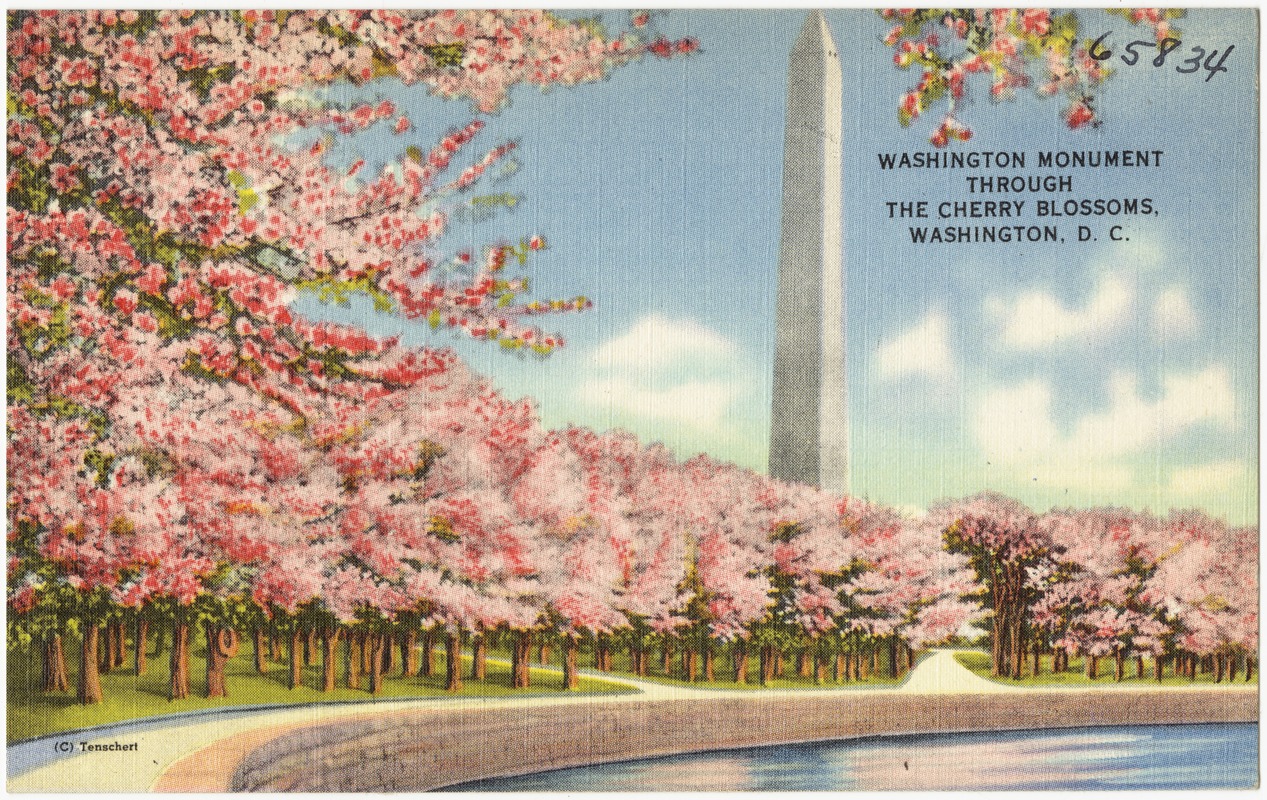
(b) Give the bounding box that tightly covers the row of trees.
[5,8,701,704]
[7,9,1255,716]
[941,494,1257,682]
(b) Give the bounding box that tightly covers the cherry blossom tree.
[881,8,1180,145]
[935,491,1054,678]
[8,8,698,705]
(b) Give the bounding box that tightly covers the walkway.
[3,649,1239,792]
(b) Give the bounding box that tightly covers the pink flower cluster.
[881,8,1178,145]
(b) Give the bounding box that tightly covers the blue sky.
[296,9,1258,525]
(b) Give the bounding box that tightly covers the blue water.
[447,723,1258,791]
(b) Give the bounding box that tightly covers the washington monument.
[768,11,849,495]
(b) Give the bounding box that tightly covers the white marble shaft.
[769,11,849,495]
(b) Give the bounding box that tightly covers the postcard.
[6,8,1257,792]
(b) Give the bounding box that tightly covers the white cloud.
[1165,460,1250,497]
[986,273,1132,350]
[975,365,1237,465]
[578,377,738,428]
[876,310,954,382]
[975,379,1059,461]
[1152,285,1199,339]
[588,313,736,371]
[578,314,745,433]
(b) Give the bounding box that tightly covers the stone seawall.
[198,690,1256,791]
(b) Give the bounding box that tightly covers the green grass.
[955,650,1259,687]
[556,647,906,691]
[7,638,633,745]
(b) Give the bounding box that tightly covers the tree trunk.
[253,627,267,674]
[1135,654,1144,679]
[321,628,339,692]
[775,649,785,678]
[760,645,776,686]
[270,631,282,662]
[814,651,827,684]
[114,620,127,669]
[1114,647,1125,682]
[595,636,610,671]
[1086,653,1099,680]
[733,641,748,684]
[702,639,715,682]
[796,649,812,678]
[445,629,464,692]
[991,609,1006,677]
[1228,653,1240,682]
[662,639,674,676]
[361,630,374,675]
[419,631,435,677]
[380,630,394,675]
[1155,654,1165,682]
[871,646,880,678]
[169,619,190,701]
[101,620,116,673]
[78,621,103,705]
[538,642,551,666]
[43,633,70,693]
[1033,642,1042,677]
[1215,653,1225,683]
[562,634,580,691]
[835,651,846,683]
[133,616,149,677]
[289,627,303,690]
[512,631,532,688]
[471,635,487,680]
[304,628,317,666]
[153,618,167,658]
[399,629,418,677]
[1009,613,1024,679]
[859,647,870,679]
[682,648,698,682]
[1246,656,1255,682]
[346,631,362,690]
[509,632,523,687]
[888,638,900,678]
[368,634,384,694]
[204,625,234,699]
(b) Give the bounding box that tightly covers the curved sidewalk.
[6,650,1255,792]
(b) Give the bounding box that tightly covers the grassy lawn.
[7,637,632,745]
[955,650,1259,687]
[552,647,907,691]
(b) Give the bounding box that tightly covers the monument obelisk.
[769,11,848,495]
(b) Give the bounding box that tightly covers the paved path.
[3,649,1239,792]
[899,649,1025,694]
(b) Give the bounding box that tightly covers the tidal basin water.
[448,722,1257,791]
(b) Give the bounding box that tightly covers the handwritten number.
[1177,46,1203,74]
[1089,31,1113,61]
[1093,31,1233,80]
[1120,40,1153,66]
[1204,46,1234,81]
[1152,37,1182,67]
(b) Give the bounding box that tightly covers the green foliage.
[6,635,632,743]
[182,63,235,101]
[954,650,1256,687]
[424,42,466,68]
[296,273,395,313]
